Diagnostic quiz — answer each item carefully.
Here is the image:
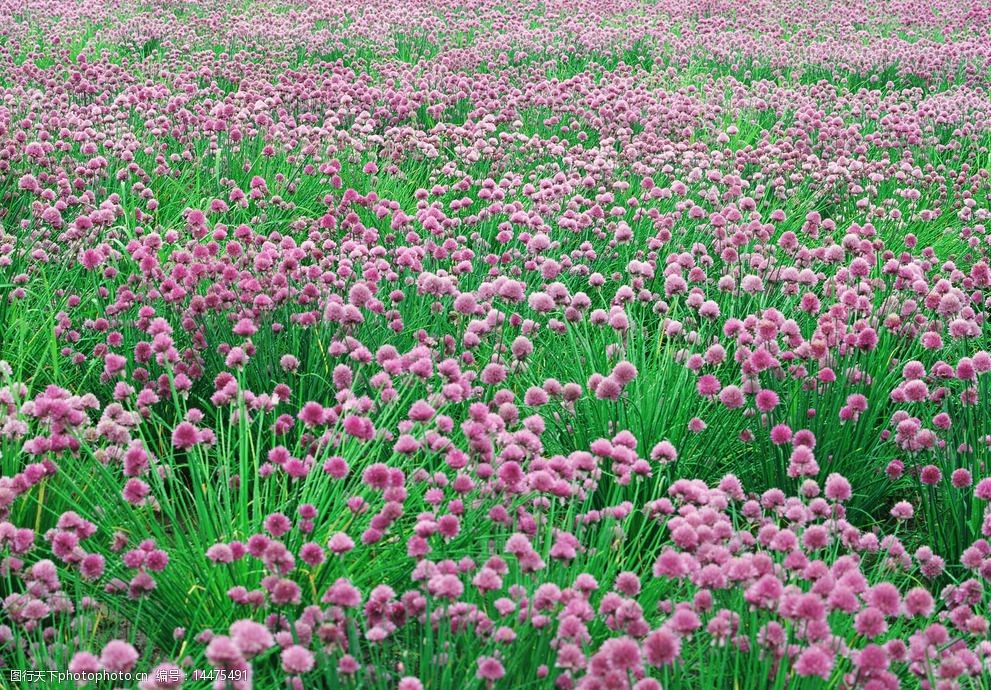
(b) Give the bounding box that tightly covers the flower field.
[1,0,991,687]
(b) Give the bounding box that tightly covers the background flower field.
[1,0,991,687]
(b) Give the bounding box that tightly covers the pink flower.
[854,607,887,638]
[595,376,622,400]
[770,424,792,444]
[886,460,904,480]
[171,422,199,450]
[363,463,391,489]
[643,628,680,666]
[867,583,900,616]
[718,385,744,409]
[605,636,642,671]
[824,474,852,502]
[612,361,638,385]
[323,578,361,607]
[206,544,234,564]
[299,542,326,566]
[281,645,314,674]
[328,532,355,555]
[890,501,914,520]
[264,513,291,537]
[122,479,150,505]
[428,573,464,600]
[332,364,353,390]
[476,656,505,681]
[794,645,833,679]
[951,469,972,488]
[100,640,138,673]
[324,456,349,479]
[650,441,678,464]
[510,336,533,359]
[69,652,101,676]
[903,588,934,617]
[338,654,360,674]
[697,375,721,396]
[230,620,274,657]
[408,400,435,421]
[755,389,779,412]
[481,363,507,385]
[920,465,942,486]
[298,401,326,427]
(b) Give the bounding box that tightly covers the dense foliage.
[1,0,991,688]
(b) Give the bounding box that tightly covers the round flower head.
[230,620,274,657]
[281,645,314,674]
[920,465,942,486]
[476,656,505,681]
[890,501,914,520]
[595,376,622,400]
[770,424,792,444]
[643,628,680,666]
[755,389,779,412]
[650,440,678,463]
[951,469,972,488]
[824,473,852,502]
[611,361,638,385]
[718,385,744,408]
[100,640,138,673]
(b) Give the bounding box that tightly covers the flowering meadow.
[1,0,991,688]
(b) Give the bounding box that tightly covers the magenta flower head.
[903,588,934,617]
[298,401,326,427]
[230,619,274,658]
[755,389,779,413]
[951,469,972,488]
[595,376,622,400]
[281,645,314,674]
[612,361,638,385]
[643,628,680,666]
[69,652,100,676]
[80,553,105,579]
[100,640,138,673]
[476,656,505,681]
[718,385,744,409]
[264,513,291,537]
[886,460,905,480]
[171,421,199,450]
[328,532,355,555]
[824,473,852,502]
[324,456,349,479]
[794,645,833,679]
[511,336,533,359]
[122,479,150,505]
[697,374,721,396]
[770,424,792,445]
[919,465,942,486]
[650,440,678,464]
[890,501,914,520]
